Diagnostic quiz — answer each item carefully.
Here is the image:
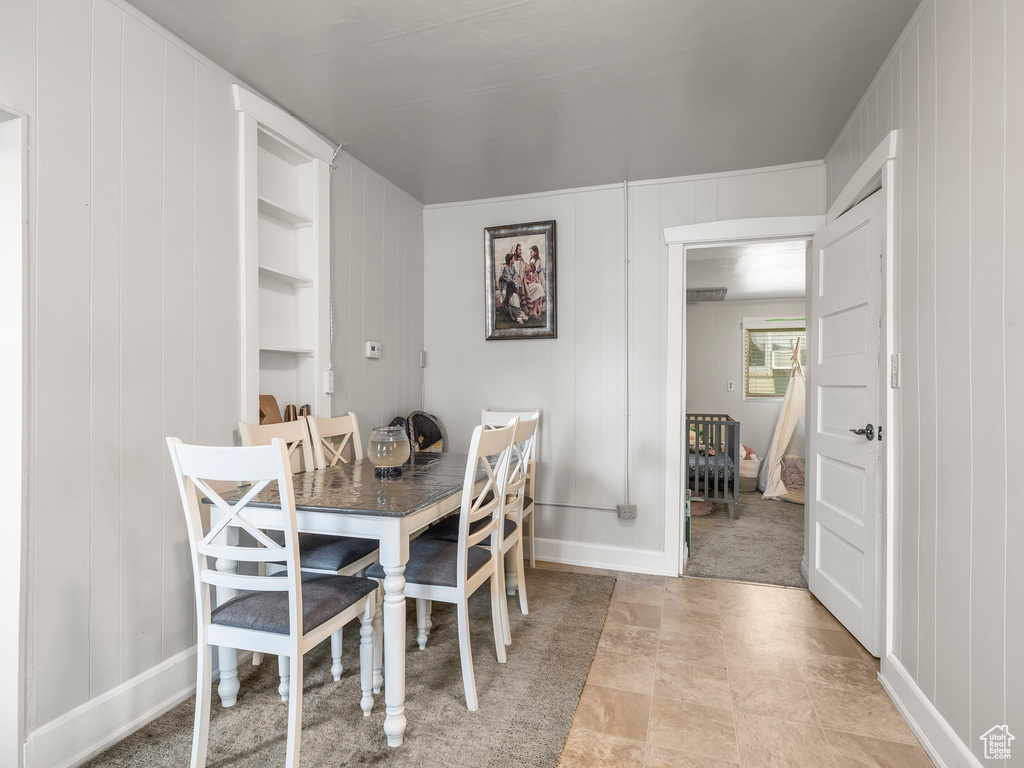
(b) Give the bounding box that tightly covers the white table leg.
[215,525,240,708]
[372,585,383,694]
[416,599,432,650]
[504,546,518,596]
[380,528,409,748]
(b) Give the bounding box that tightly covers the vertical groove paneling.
[824,0,1016,755]
[932,0,972,739]
[898,24,920,678]
[967,0,1006,749]
[916,0,939,701]
[329,155,425,424]
[1006,0,1024,744]
[88,0,123,701]
[33,0,93,728]
[160,41,197,662]
[25,0,426,737]
[118,13,165,683]
[423,165,823,561]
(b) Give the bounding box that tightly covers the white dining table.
[213,452,486,747]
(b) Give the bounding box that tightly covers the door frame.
[662,215,824,576]
[0,104,28,768]
[662,131,899,659]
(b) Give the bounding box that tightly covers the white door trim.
[662,215,825,576]
[0,105,28,768]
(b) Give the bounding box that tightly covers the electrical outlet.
[727,380,735,392]
[365,341,382,359]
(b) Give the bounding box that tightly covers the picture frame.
[484,219,557,340]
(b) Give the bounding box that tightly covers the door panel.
[808,190,884,656]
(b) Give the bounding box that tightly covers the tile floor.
[543,563,934,768]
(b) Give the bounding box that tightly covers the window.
[744,325,806,398]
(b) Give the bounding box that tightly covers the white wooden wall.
[423,163,824,571]
[823,0,1021,761]
[0,0,428,753]
[686,299,806,458]
[331,154,424,431]
[4,0,241,734]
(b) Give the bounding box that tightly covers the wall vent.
[686,287,727,303]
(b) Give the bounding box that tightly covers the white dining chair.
[482,409,540,567]
[423,415,538,642]
[166,437,376,768]
[368,422,516,711]
[238,418,381,685]
[306,412,363,469]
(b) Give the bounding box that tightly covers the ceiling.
[127,0,917,204]
[687,240,808,302]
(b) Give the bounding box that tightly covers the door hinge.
[890,353,901,388]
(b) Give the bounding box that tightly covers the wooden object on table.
[298,404,312,417]
[259,394,283,425]
[284,404,298,422]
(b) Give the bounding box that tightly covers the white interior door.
[807,190,884,656]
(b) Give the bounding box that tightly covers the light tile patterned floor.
[541,563,934,768]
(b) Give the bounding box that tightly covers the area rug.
[688,492,807,588]
[85,568,614,768]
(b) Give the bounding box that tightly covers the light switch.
[365,341,382,359]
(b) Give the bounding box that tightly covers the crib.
[686,413,741,519]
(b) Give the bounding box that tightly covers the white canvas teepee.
[761,338,805,500]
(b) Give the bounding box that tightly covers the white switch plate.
[365,341,381,359]
[727,380,735,392]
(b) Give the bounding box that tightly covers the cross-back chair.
[482,409,540,567]
[166,437,376,768]
[306,412,363,469]
[237,419,314,475]
[423,415,538,644]
[237,417,381,685]
[368,422,516,711]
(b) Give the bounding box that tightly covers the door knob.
[849,424,875,441]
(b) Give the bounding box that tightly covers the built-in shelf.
[258,265,314,287]
[260,345,315,357]
[258,196,313,228]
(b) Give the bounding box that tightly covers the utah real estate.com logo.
[980,725,1014,760]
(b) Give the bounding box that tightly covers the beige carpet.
[85,568,614,768]
[687,492,807,587]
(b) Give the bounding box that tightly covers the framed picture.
[484,219,557,340]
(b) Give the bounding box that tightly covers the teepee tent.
[760,338,805,500]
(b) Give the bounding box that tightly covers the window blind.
[744,327,806,397]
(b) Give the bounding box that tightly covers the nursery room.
[684,240,809,587]
[4,1,1021,767]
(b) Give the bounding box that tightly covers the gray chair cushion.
[211,573,375,635]
[419,514,516,544]
[366,539,491,587]
[298,534,379,572]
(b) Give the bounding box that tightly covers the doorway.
[0,105,27,768]
[683,238,810,587]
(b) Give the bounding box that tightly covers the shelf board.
[258,196,313,228]
[258,265,314,287]
[260,345,314,357]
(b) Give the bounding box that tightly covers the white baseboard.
[534,537,676,576]
[24,648,251,768]
[878,654,981,768]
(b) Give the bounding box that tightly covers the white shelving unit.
[234,85,334,426]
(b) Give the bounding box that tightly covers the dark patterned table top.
[221,452,482,518]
